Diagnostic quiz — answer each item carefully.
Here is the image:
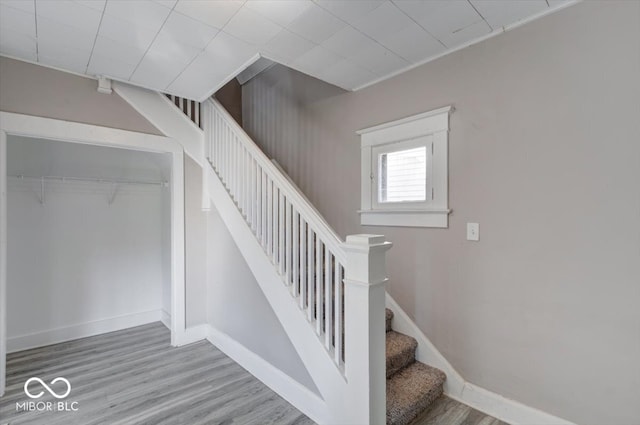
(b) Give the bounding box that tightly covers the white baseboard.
[160,310,171,329]
[206,325,328,425]
[7,309,163,353]
[385,294,575,425]
[172,323,208,347]
[450,383,575,425]
[385,294,466,396]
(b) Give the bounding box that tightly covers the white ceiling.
[0,0,575,101]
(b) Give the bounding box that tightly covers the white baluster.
[325,252,333,349]
[299,220,306,309]
[279,191,285,276]
[334,262,342,365]
[316,238,322,335]
[267,179,273,258]
[285,201,292,286]
[262,171,268,247]
[292,209,299,294]
[307,227,314,322]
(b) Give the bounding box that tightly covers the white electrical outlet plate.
[467,223,479,241]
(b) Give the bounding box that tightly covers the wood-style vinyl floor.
[0,323,314,425]
[1,322,508,425]
[409,396,509,425]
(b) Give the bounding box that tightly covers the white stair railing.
[203,98,391,424]
[165,94,202,128]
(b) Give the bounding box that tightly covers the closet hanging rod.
[9,174,168,187]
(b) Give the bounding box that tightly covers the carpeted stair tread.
[386,331,418,378]
[386,308,394,332]
[386,362,446,425]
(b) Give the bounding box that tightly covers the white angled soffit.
[0,0,580,100]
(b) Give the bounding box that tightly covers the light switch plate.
[467,223,479,241]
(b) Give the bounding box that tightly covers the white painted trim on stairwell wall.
[112,81,205,168]
[205,165,350,424]
[0,113,187,396]
[159,310,208,346]
[206,325,329,425]
[385,294,576,425]
[7,310,165,353]
[0,130,7,397]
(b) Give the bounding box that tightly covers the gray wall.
[0,57,210,328]
[184,156,207,327]
[0,57,161,135]
[242,2,640,424]
[206,208,319,393]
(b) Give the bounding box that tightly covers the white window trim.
[357,106,453,228]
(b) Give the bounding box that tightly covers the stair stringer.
[205,165,356,425]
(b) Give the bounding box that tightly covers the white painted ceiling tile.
[0,4,35,37]
[223,7,282,46]
[321,58,376,90]
[0,0,35,14]
[245,0,312,27]
[287,3,346,44]
[437,19,492,49]
[131,53,187,90]
[87,53,138,80]
[146,32,201,65]
[36,17,96,53]
[35,0,102,33]
[153,0,178,8]
[74,0,106,12]
[392,0,482,41]
[377,23,444,63]
[292,45,343,76]
[262,29,316,63]
[168,38,258,100]
[98,14,158,50]
[351,1,414,43]
[93,35,148,65]
[321,26,373,58]
[547,0,574,7]
[204,31,257,69]
[161,11,218,50]
[104,0,172,33]
[174,0,244,30]
[314,0,384,25]
[470,0,548,29]
[350,41,408,76]
[0,28,37,56]
[0,45,37,61]
[38,44,90,73]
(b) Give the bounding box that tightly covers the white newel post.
[343,234,392,425]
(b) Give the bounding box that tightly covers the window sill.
[358,208,450,228]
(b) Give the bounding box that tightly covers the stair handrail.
[203,98,390,424]
[206,98,346,265]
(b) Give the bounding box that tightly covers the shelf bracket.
[108,183,119,205]
[38,177,45,205]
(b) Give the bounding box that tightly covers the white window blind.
[378,146,427,203]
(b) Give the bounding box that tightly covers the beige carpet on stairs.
[385,308,447,425]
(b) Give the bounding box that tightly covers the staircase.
[164,95,446,424]
[386,309,446,425]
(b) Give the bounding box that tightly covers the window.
[357,106,452,228]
